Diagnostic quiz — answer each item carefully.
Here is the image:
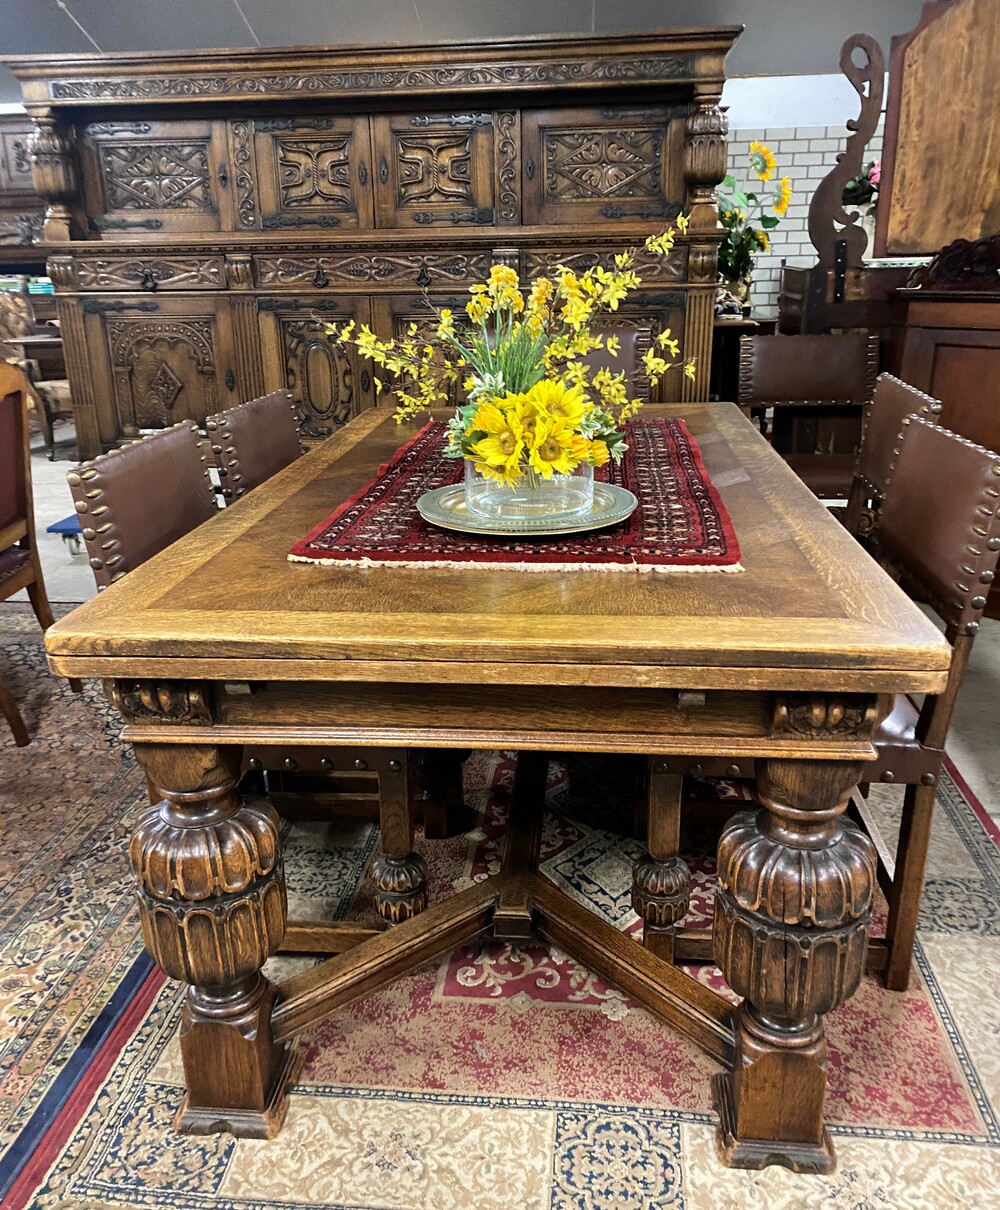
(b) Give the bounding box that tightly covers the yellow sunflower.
[774,177,793,216]
[471,403,524,475]
[748,140,777,182]
[527,417,580,478]
[525,378,587,428]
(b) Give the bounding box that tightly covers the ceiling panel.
[1,0,99,54]
[415,0,589,41]
[61,0,257,52]
[236,0,424,47]
[592,0,929,76]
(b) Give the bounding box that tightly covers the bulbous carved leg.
[372,750,427,924]
[131,743,298,1139]
[632,764,690,962]
[712,758,876,1173]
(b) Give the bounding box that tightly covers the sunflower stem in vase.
[329,220,696,520]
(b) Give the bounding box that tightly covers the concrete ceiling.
[0,0,930,104]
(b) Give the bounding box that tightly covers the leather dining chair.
[0,360,78,746]
[67,420,218,590]
[205,389,303,501]
[842,373,942,538]
[847,415,1000,990]
[738,332,880,498]
[634,415,1000,990]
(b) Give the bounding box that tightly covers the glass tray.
[416,482,638,536]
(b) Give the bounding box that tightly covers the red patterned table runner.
[289,418,742,573]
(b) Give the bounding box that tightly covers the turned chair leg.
[26,558,56,632]
[884,780,936,992]
[0,667,29,746]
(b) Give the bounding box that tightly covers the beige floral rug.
[2,602,999,1209]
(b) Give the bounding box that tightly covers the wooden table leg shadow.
[128,741,877,1171]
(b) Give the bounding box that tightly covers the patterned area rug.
[2,602,1000,1209]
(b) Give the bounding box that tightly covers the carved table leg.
[712,758,876,1172]
[632,761,691,963]
[131,742,297,1139]
[372,749,427,924]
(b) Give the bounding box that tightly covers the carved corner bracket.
[105,678,214,725]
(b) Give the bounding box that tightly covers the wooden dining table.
[45,402,950,1173]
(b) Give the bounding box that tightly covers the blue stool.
[46,513,83,555]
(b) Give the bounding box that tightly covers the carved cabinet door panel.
[238,116,375,233]
[0,120,36,196]
[84,296,238,441]
[371,112,496,230]
[371,293,474,409]
[78,119,231,237]
[258,296,375,439]
[521,105,685,227]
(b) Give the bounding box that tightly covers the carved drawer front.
[0,122,35,195]
[371,112,496,230]
[86,297,237,436]
[79,119,230,236]
[74,256,226,292]
[253,249,493,292]
[521,106,685,226]
[244,116,374,232]
[258,295,375,438]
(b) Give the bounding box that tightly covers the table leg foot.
[177,978,303,1139]
[373,853,428,923]
[712,1068,834,1174]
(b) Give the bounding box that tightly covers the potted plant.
[716,141,792,303]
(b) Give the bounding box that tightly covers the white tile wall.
[724,121,884,317]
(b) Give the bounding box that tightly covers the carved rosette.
[632,855,691,929]
[131,794,287,989]
[372,853,428,924]
[713,807,876,1021]
[683,100,727,229]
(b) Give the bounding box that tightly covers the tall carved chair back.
[205,390,302,501]
[853,416,1000,989]
[738,332,879,497]
[0,360,68,743]
[842,373,942,536]
[67,421,217,591]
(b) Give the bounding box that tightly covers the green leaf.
[760,214,779,229]
[722,174,737,190]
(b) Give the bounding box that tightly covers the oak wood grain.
[45,404,950,692]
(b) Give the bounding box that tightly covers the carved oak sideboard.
[7,30,738,459]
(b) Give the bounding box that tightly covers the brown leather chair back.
[857,373,942,499]
[738,333,879,406]
[67,421,217,590]
[879,416,1000,635]
[205,390,301,500]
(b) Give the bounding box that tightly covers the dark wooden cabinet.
[896,294,1000,453]
[7,29,738,458]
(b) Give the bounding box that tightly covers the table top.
[45,403,950,693]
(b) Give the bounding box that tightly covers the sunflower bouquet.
[329,222,694,490]
[716,140,792,287]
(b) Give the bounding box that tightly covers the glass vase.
[463,460,594,522]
